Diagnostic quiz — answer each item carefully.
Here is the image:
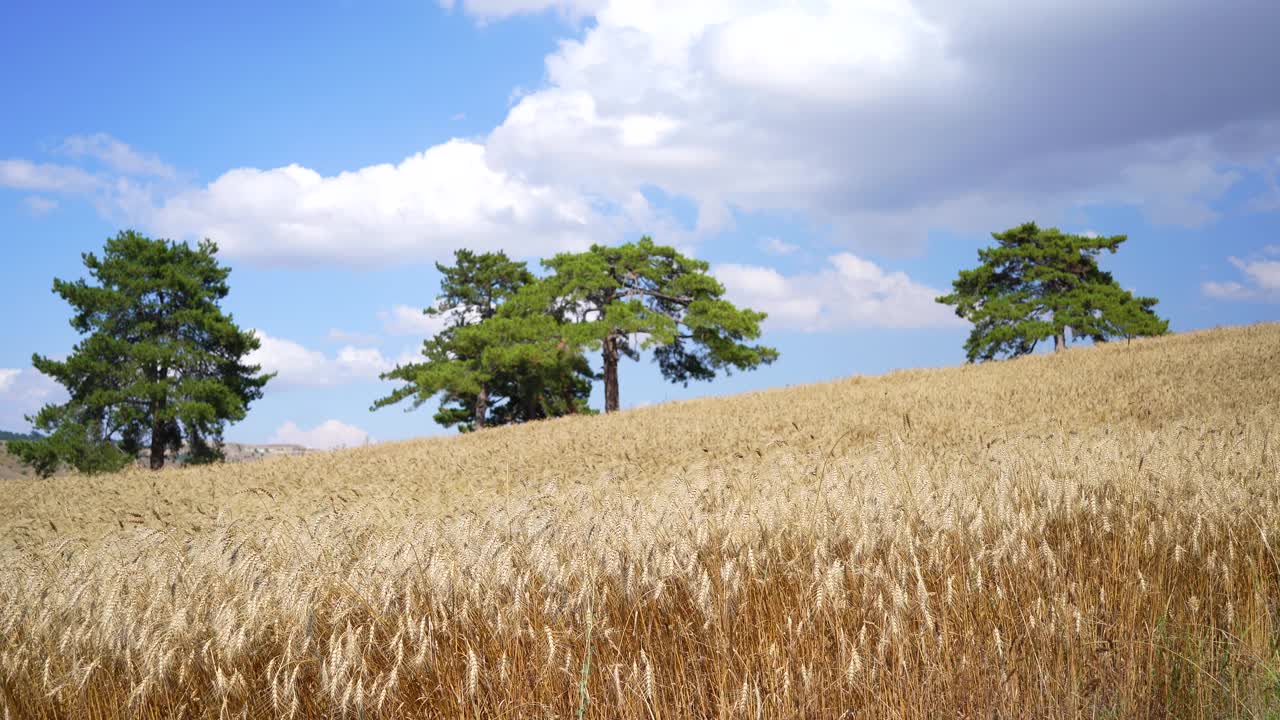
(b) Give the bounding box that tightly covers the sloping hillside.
[0,443,41,481]
[2,323,1276,548]
[1,323,1278,719]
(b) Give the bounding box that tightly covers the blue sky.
[2,0,1278,448]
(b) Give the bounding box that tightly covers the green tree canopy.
[937,222,1169,362]
[9,230,271,476]
[372,250,592,431]
[538,236,778,412]
[425,248,536,328]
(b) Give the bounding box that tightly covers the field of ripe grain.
[2,324,1279,719]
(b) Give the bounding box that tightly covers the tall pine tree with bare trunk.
[539,237,778,412]
[937,222,1168,362]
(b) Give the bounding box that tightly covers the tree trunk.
[474,384,488,430]
[149,417,166,470]
[149,367,169,470]
[1054,329,1067,353]
[603,334,620,413]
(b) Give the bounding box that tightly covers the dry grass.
[0,443,47,482]
[2,324,1279,719]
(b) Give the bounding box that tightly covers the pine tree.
[372,250,592,431]
[10,231,271,475]
[539,237,778,412]
[937,222,1169,362]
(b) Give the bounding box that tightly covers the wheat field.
[2,324,1279,719]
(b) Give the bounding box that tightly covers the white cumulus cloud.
[143,140,609,267]
[483,0,1280,252]
[714,254,962,331]
[268,420,371,450]
[7,1,1279,270]
[248,330,393,387]
[0,368,66,430]
[1204,247,1280,301]
[379,305,451,337]
[335,346,393,378]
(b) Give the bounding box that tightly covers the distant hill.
[139,442,315,467]
[0,436,313,480]
[0,430,40,442]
